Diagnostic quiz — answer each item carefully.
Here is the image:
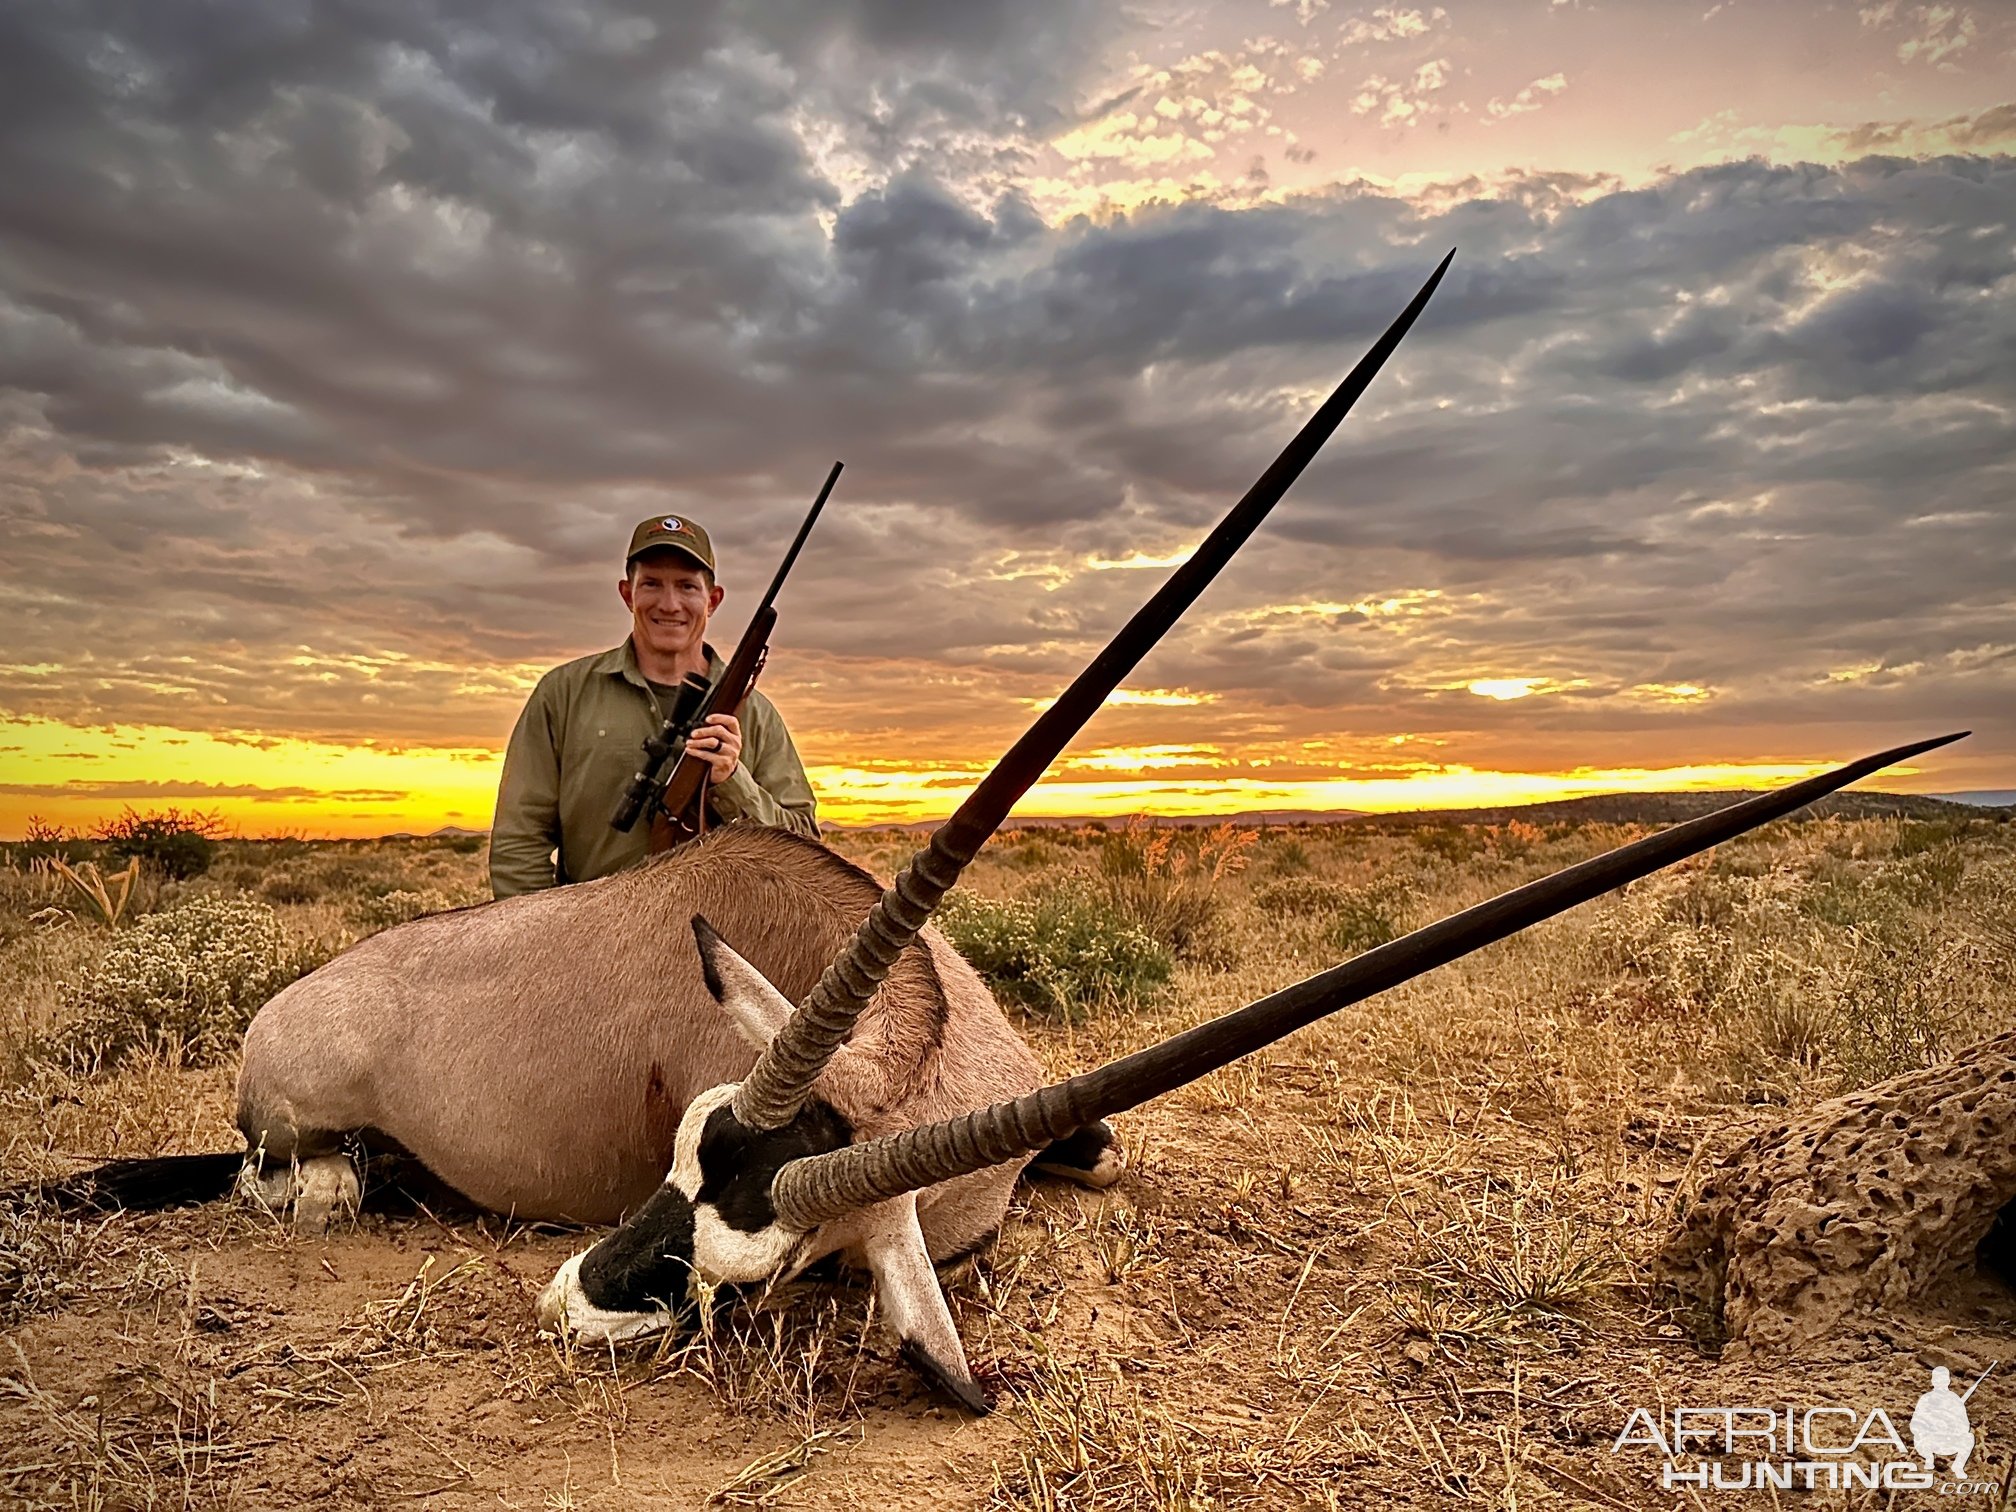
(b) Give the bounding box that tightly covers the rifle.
[610,460,843,849]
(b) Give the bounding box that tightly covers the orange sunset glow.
[3,3,2011,842]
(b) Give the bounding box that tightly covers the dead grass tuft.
[987,1352,1230,1511]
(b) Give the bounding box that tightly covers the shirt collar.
[600,639,725,688]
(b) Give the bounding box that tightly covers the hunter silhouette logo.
[1912,1365,1990,1479]
[1612,1361,1999,1493]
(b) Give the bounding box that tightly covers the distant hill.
[410,794,1999,842]
[831,790,1999,834]
[830,810,1366,834]
[1012,809,1370,830]
[1342,790,1996,828]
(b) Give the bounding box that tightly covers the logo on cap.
[662,517,683,532]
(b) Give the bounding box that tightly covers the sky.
[1,0,2011,837]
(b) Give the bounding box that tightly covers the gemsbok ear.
[691,915,793,1051]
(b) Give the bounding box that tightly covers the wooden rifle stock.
[648,604,778,852]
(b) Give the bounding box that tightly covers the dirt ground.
[5,818,2016,1508]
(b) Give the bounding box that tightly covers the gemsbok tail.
[11,1152,243,1212]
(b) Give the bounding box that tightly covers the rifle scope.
[611,670,713,832]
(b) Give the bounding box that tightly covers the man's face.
[619,554,724,662]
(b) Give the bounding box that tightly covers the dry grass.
[2,816,2014,1507]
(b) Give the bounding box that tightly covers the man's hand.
[687,713,743,785]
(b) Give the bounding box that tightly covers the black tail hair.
[10,1152,244,1213]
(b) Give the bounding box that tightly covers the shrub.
[1894,818,1971,858]
[254,849,471,907]
[1097,819,1254,961]
[1490,819,1546,862]
[938,883,1173,1020]
[1798,863,1865,928]
[13,815,82,866]
[1251,877,1350,918]
[1326,884,1407,957]
[1247,876,1407,955]
[1828,933,1965,1089]
[1264,836,1312,875]
[351,888,472,931]
[1003,835,1065,872]
[94,807,224,880]
[1873,843,1967,907]
[257,864,325,905]
[45,895,304,1072]
[1411,825,1479,863]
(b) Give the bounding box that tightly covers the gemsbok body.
[235,824,1068,1241]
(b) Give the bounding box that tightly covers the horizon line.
[7,784,2008,846]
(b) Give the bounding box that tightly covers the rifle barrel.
[1961,1363,1995,1404]
[757,461,843,616]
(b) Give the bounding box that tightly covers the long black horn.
[769,731,1969,1222]
[730,250,1458,1130]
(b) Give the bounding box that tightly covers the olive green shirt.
[490,641,819,899]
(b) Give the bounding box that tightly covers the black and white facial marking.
[680,917,852,1277]
[540,919,855,1341]
[538,1081,854,1340]
[678,1082,854,1283]
[538,1183,696,1341]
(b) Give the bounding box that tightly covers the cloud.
[1350,58,1454,127]
[1674,100,2016,164]
[1336,6,1447,47]
[1270,0,1331,26]
[0,2,2011,809]
[0,780,407,803]
[1858,2,1985,67]
[1037,38,1320,216]
[1485,72,1567,124]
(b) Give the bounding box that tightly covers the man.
[490,514,820,898]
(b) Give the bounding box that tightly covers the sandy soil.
[10,1068,2016,1510]
[8,822,2015,1508]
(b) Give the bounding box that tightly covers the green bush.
[1248,876,1406,955]
[1004,836,1066,871]
[938,884,1173,1020]
[1894,818,1971,858]
[94,807,222,880]
[1828,934,1962,1089]
[1798,866,1865,928]
[45,895,304,1072]
[1326,886,1406,957]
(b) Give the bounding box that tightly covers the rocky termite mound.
[1662,1030,2016,1351]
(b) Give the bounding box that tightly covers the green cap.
[626,513,716,574]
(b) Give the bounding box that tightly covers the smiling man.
[489,515,820,899]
